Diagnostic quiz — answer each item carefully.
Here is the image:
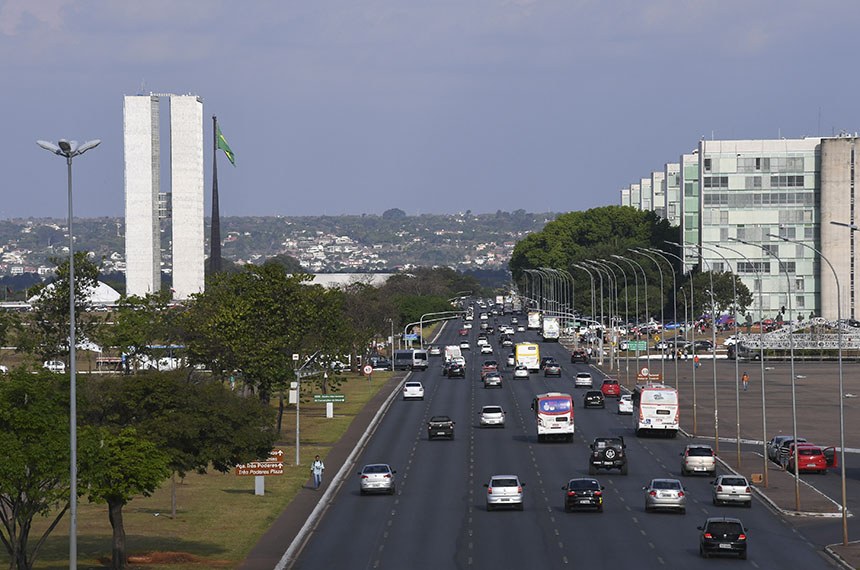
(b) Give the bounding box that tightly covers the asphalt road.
[291,319,838,569]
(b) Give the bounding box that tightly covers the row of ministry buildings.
[620,135,858,322]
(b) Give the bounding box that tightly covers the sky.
[2,1,859,219]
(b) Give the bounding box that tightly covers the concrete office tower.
[124,94,204,301]
[124,95,161,296]
[169,95,205,300]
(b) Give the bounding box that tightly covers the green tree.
[0,373,70,570]
[78,427,170,570]
[15,251,101,363]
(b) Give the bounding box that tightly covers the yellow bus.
[515,342,540,372]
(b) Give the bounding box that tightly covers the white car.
[429,346,442,356]
[516,325,526,332]
[476,337,488,347]
[460,341,470,350]
[402,381,424,400]
[514,364,530,379]
[618,394,633,415]
[480,405,506,427]
[485,474,525,511]
[480,313,489,320]
[506,353,516,367]
[43,360,66,374]
[464,322,473,329]
[574,372,593,388]
[0,364,8,374]
[480,344,493,354]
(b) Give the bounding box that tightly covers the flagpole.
[210,115,222,274]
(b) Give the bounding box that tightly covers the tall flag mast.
[211,116,235,274]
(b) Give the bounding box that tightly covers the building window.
[754,278,762,291]
[763,244,778,257]
[703,176,729,189]
[720,228,729,241]
[745,176,762,189]
[783,261,797,273]
[796,295,805,309]
[704,158,712,172]
[770,175,804,188]
[720,211,729,225]
[668,203,677,218]
[795,277,804,292]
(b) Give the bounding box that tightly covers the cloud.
[0,0,72,36]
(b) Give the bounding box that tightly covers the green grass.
[27,372,394,570]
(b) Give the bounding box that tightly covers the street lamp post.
[664,243,699,435]
[604,259,631,386]
[719,242,769,487]
[646,248,679,390]
[775,229,848,543]
[37,138,100,570]
[593,260,620,372]
[295,351,322,466]
[614,255,650,365]
[734,237,801,511]
[633,248,666,382]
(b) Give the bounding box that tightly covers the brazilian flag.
[216,125,235,166]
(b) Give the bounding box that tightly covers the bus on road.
[531,392,574,442]
[633,383,679,437]
[515,342,541,372]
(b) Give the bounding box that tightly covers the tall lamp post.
[37,138,100,570]
[778,228,848,543]
[646,248,679,390]
[664,243,699,435]
[633,248,666,382]
[613,255,650,365]
[603,259,631,386]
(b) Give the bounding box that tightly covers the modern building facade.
[124,94,205,300]
[621,134,860,322]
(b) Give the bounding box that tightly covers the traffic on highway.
[291,307,838,569]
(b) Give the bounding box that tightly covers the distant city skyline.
[3,1,859,219]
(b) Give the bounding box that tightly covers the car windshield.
[652,480,681,490]
[363,465,390,474]
[707,522,742,535]
[569,479,600,491]
[491,478,518,487]
[720,477,747,486]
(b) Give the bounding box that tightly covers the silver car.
[574,372,593,388]
[767,435,807,464]
[712,475,752,507]
[483,372,503,389]
[644,478,686,513]
[681,444,716,477]
[479,405,506,427]
[358,463,396,495]
[513,364,530,379]
[485,474,525,511]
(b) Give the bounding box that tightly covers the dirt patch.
[125,552,234,566]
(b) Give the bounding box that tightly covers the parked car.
[712,475,752,507]
[43,360,65,373]
[479,405,506,427]
[563,477,604,512]
[485,474,525,511]
[358,463,397,495]
[644,478,686,514]
[427,416,455,440]
[681,444,716,477]
[617,394,634,414]
[767,435,807,464]
[544,361,562,377]
[574,372,593,388]
[684,340,714,352]
[402,381,424,400]
[583,390,605,408]
[783,443,829,474]
[369,355,392,369]
[698,517,747,559]
[600,379,620,398]
[514,364,530,379]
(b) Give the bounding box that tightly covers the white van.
[412,349,429,370]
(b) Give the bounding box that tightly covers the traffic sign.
[363,364,373,375]
[627,340,648,351]
[236,448,284,476]
[403,333,418,341]
[313,394,346,403]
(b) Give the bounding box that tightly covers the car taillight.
[703,533,713,539]
[594,491,602,496]
[487,488,493,494]
[384,474,391,478]
[567,491,576,497]
[716,485,723,492]
[361,475,368,479]
[745,487,751,493]
[649,491,657,497]
[678,491,685,497]
[738,534,746,540]
[517,486,522,493]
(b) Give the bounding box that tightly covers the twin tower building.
[123,94,205,300]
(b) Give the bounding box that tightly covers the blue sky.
[1,1,858,218]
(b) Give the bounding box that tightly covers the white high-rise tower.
[124,94,204,300]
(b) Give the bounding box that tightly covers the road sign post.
[363,364,373,382]
[236,449,285,495]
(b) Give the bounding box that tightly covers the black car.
[427,416,455,440]
[563,477,605,512]
[570,349,589,363]
[685,339,714,352]
[698,517,748,559]
[583,390,605,408]
[539,356,555,369]
[589,437,628,475]
[544,361,562,377]
[447,363,465,378]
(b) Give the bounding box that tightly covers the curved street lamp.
[632,248,666,382]
[664,242,699,435]
[646,248,679,390]
[37,138,100,570]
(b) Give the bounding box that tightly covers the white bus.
[527,311,542,330]
[531,392,575,442]
[515,342,540,372]
[634,383,679,437]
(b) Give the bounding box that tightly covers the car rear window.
[405,382,421,388]
[799,448,822,456]
[483,407,503,414]
[603,380,618,385]
[652,480,681,490]
[687,447,714,456]
[721,478,747,486]
[364,465,390,474]
[569,480,600,491]
[707,522,742,535]
[492,478,518,487]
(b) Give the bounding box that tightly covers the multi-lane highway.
[292,316,838,569]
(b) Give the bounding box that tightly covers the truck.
[541,316,560,341]
[527,311,541,330]
[444,345,463,363]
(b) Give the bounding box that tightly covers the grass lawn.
[27,371,395,570]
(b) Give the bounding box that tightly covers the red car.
[459,328,469,336]
[600,379,621,398]
[784,443,830,474]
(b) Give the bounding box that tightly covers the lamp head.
[36,140,61,154]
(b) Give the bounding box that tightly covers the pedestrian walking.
[311,455,325,490]
[742,371,749,391]
[693,354,700,368]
